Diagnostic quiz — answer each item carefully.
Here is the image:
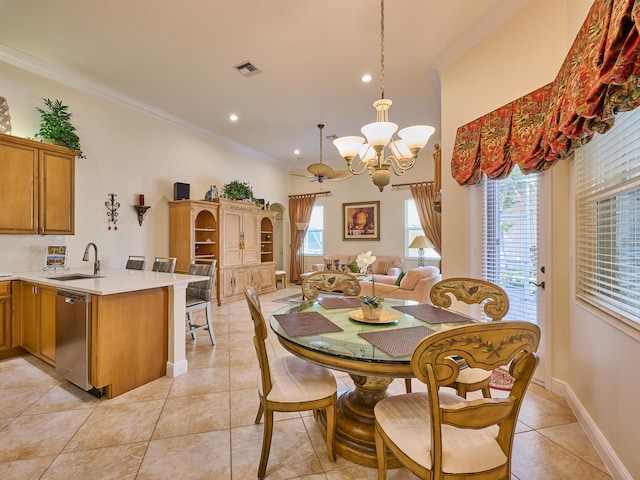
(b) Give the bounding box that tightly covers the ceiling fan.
[293,124,352,183]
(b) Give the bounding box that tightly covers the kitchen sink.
[49,273,104,281]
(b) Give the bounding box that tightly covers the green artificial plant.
[221,180,259,204]
[34,98,83,154]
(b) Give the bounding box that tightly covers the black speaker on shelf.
[173,182,190,200]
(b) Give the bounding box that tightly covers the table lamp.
[408,235,434,268]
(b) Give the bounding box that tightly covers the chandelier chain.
[380,0,385,99]
[318,123,324,162]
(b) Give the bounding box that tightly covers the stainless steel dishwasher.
[56,289,93,391]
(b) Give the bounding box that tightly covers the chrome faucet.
[82,242,100,275]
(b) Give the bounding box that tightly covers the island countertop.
[10,267,207,295]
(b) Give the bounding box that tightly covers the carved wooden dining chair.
[301,270,361,300]
[429,278,510,398]
[244,286,337,478]
[185,259,216,345]
[125,255,146,270]
[405,277,510,395]
[375,321,540,480]
[151,256,177,273]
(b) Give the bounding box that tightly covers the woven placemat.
[392,304,471,325]
[317,296,362,309]
[273,311,343,337]
[358,325,435,357]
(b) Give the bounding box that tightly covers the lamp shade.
[333,136,365,158]
[295,222,308,231]
[398,125,435,151]
[408,235,434,249]
[389,140,412,160]
[361,121,398,148]
[358,143,377,163]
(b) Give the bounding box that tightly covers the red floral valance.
[452,0,640,185]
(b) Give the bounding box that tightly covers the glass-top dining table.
[269,296,474,468]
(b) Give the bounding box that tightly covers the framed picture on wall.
[343,201,380,240]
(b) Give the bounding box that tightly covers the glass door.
[473,169,548,385]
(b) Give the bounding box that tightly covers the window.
[575,108,640,327]
[405,200,439,260]
[304,205,324,255]
[478,169,541,324]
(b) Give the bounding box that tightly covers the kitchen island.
[10,268,207,398]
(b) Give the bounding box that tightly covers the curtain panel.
[451,0,640,185]
[288,194,316,283]
[409,182,442,256]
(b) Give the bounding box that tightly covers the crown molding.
[0,44,288,169]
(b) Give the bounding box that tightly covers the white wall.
[440,0,638,477]
[289,150,439,272]
[0,61,290,272]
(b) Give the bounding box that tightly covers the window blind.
[479,169,541,324]
[575,109,640,327]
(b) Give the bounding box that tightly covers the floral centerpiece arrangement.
[356,251,384,319]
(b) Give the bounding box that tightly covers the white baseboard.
[166,359,188,378]
[553,378,631,480]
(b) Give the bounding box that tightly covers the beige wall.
[440,0,638,477]
[0,61,290,272]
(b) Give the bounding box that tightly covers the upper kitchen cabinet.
[0,133,75,235]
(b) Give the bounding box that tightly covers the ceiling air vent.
[234,61,261,77]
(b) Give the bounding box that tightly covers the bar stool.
[275,270,286,289]
[152,257,177,273]
[126,255,146,270]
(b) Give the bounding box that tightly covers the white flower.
[355,251,376,274]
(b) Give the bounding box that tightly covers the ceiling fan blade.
[307,162,334,178]
[329,170,353,181]
[290,172,315,179]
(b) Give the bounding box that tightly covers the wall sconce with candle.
[133,194,151,226]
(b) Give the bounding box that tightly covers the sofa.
[358,266,441,304]
[311,254,402,284]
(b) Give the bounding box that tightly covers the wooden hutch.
[169,198,276,305]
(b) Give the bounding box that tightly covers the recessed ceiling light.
[294,149,300,155]
[229,114,238,122]
[362,74,372,83]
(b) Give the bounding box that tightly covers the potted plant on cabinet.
[34,98,83,155]
[221,180,259,204]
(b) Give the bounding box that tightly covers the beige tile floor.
[0,286,612,479]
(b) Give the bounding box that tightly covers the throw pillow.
[347,260,359,273]
[374,260,393,275]
[394,271,406,286]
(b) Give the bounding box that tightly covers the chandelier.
[333,0,435,192]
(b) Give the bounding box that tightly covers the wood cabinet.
[0,281,11,353]
[255,263,276,290]
[260,212,275,263]
[217,199,277,304]
[0,133,75,235]
[91,288,168,398]
[170,198,276,305]
[16,281,56,365]
[219,199,260,267]
[169,200,219,273]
